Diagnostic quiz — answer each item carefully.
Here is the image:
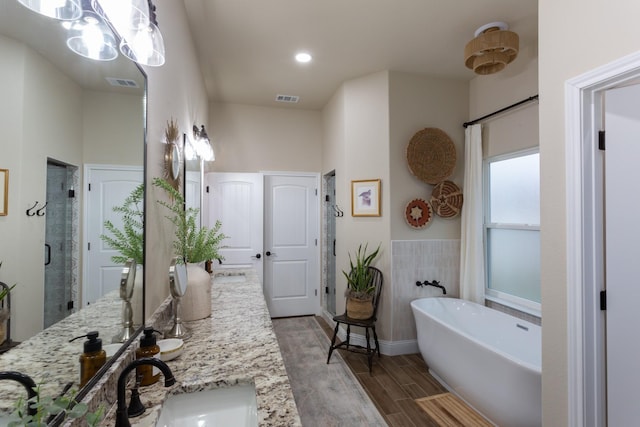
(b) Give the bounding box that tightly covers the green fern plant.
[153,177,227,263]
[8,382,105,427]
[343,243,381,300]
[99,184,144,265]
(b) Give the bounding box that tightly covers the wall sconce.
[190,125,215,162]
[18,0,165,66]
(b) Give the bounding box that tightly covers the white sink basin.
[155,384,258,427]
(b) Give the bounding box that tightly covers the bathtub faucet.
[416,280,446,295]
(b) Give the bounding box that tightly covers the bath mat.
[415,393,493,427]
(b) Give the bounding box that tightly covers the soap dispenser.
[136,327,161,386]
[70,331,107,387]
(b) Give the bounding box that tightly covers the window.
[484,149,540,313]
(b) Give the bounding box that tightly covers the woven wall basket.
[407,128,457,184]
[405,198,433,229]
[430,180,464,218]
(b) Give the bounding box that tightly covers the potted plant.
[99,184,145,265]
[153,177,227,321]
[0,261,16,345]
[343,243,381,319]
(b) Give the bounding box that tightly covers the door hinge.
[325,286,329,294]
[315,289,318,296]
[88,242,90,251]
[600,290,606,310]
[315,238,318,246]
[88,183,91,191]
[315,188,318,196]
[325,194,330,202]
[67,300,74,310]
[206,185,210,193]
[68,188,75,198]
[598,130,606,151]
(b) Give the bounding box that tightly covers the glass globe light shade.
[66,12,118,61]
[91,0,149,37]
[18,0,82,21]
[119,21,165,66]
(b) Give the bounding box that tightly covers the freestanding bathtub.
[410,297,541,427]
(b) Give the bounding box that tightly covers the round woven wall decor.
[404,198,433,229]
[430,180,464,218]
[406,128,457,184]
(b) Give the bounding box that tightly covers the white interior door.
[604,83,640,425]
[205,173,264,283]
[264,174,319,318]
[84,165,143,305]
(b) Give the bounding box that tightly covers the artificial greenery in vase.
[153,177,227,264]
[343,243,381,301]
[0,262,16,303]
[99,184,144,265]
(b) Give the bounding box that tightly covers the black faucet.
[0,371,38,416]
[115,358,176,427]
[416,280,447,295]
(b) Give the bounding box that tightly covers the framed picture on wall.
[0,169,8,216]
[351,179,381,217]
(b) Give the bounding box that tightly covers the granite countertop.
[99,268,301,427]
[0,291,126,415]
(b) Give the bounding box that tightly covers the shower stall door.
[44,161,77,328]
[324,172,337,315]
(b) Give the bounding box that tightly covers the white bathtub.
[410,297,541,427]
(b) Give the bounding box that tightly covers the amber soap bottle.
[136,327,161,386]
[71,331,107,388]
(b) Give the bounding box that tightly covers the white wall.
[208,102,322,173]
[539,0,640,424]
[141,0,210,318]
[0,39,83,340]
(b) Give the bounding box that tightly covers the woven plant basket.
[346,295,374,320]
[407,128,457,184]
[430,180,464,218]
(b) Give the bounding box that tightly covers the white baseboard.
[321,310,419,356]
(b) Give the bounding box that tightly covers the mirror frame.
[50,65,148,425]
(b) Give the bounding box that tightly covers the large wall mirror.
[0,0,146,416]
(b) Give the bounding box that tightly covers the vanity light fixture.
[17,0,165,67]
[192,125,215,162]
[17,0,82,21]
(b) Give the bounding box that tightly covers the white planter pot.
[180,263,212,321]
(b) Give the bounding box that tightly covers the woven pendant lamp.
[464,22,519,75]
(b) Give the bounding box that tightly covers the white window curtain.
[459,124,485,303]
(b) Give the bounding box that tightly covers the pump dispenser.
[136,327,161,386]
[70,331,107,387]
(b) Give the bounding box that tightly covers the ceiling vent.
[275,94,299,103]
[105,77,140,88]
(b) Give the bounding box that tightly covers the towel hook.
[36,202,48,216]
[26,201,39,217]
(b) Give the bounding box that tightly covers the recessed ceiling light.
[295,52,312,63]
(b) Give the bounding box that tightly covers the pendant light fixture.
[17,0,82,21]
[464,22,519,75]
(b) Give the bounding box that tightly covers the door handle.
[266,251,276,257]
[254,253,261,259]
[45,243,51,266]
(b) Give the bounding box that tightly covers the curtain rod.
[463,94,539,128]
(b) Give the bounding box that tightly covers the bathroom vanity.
[0,291,124,415]
[95,268,301,426]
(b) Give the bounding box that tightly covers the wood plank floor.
[317,315,455,427]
